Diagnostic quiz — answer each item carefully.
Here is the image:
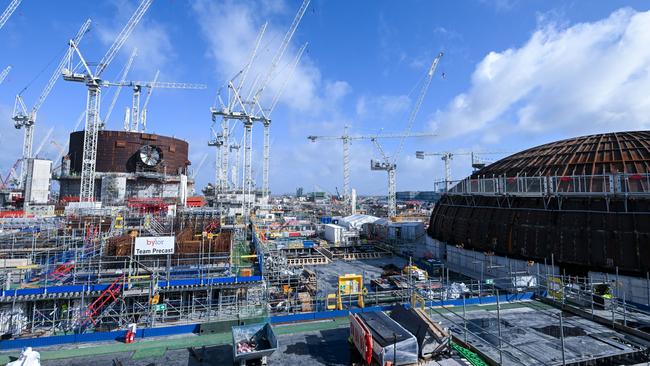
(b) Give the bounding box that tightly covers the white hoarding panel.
[134,236,175,255]
[25,159,52,204]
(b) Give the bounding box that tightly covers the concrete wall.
[425,237,558,289]
[24,159,51,204]
[589,271,650,306]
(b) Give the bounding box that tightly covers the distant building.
[396,191,418,200]
[396,191,440,203]
[308,191,328,202]
[296,187,304,197]
[57,130,192,206]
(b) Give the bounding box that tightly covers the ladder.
[48,261,75,282]
[77,275,125,331]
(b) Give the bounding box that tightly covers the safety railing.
[445,173,650,196]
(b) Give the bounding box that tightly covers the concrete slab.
[428,301,649,365]
[313,257,408,295]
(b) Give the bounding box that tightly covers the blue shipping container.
[303,240,314,248]
[320,217,332,224]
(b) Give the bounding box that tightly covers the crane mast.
[211,0,309,216]
[13,18,91,189]
[105,48,138,129]
[250,0,310,116]
[308,130,436,215]
[138,70,160,131]
[416,151,508,191]
[128,70,163,132]
[0,0,21,30]
[63,0,152,202]
[369,52,444,217]
[261,42,308,200]
[0,65,10,85]
[120,78,207,132]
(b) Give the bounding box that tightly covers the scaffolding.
[0,210,268,337]
[2,207,650,356]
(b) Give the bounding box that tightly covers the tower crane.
[247,0,310,202]
[191,153,209,180]
[0,0,21,30]
[229,143,241,189]
[45,50,138,179]
[0,159,21,190]
[63,0,152,202]
[137,70,159,131]
[50,139,69,173]
[0,66,10,85]
[415,150,509,191]
[33,127,54,158]
[211,22,267,196]
[106,48,137,129]
[307,127,436,214]
[211,0,309,214]
[368,52,443,217]
[12,19,91,189]
[123,76,206,133]
[260,42,307,199]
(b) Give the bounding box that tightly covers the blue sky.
[1,0,650,195]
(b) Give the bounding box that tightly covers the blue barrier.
[0,292,535,350]
[1,275,264,298]
[141,324,199,338]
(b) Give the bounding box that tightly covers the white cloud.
[193,0,331,113]
[191,0,365,193]
[479,0,519,12]
[97,1,175,76]
[325,80,352,103]
[356,95,411,119]
[431,8,650,141]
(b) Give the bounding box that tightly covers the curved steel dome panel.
[67,130,190,175]
[474,131,650,177]
[430,131,650,276]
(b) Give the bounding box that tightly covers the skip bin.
[232,322,278,366]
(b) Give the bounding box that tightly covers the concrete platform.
[313,256,408,295]
[428,301,650,365]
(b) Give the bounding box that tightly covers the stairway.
[76,275,125,332]
[48,262,75,282]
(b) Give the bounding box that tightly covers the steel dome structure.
[474,131,650,178]
[428,131,650,275]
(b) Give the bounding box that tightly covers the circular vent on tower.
[138,145,162,167]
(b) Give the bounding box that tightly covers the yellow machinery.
[403,265,428,281]
[410,293,426,310]
[337,274,366,310]
[114,215,124,229]
[326,294,337,310]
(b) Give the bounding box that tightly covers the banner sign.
[134,236,175,255]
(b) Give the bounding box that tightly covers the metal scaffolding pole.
[79,86,101,201]
[262,121,270,201]
[221,119,230,192]
[243,120,253,217]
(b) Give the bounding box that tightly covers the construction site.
[0,0,650,365]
